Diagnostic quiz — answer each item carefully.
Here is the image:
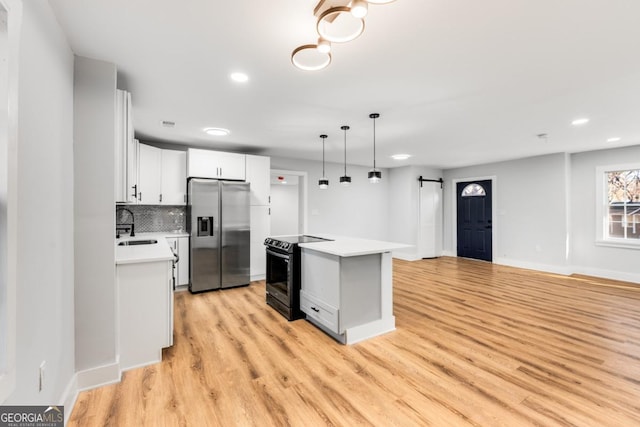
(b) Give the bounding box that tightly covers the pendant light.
[368,113,382,183]
[318,134,329,189]
[339,125,351,186]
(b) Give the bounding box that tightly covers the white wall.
[73,56,117,377]
[443,153,570,273]
[271,156,390,240]
[570,145,640,282]
[4,0,75,405]
[388,165,443,259]
[271,179,299,236]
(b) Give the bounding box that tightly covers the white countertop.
[298,235,410,257]
[115,232,188,265]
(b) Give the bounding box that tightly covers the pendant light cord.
[373,116,376,170]
[343,127,347,175]
[322,139,326,176]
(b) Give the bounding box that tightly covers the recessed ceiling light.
[230,72,249,83]
[571,118,590,126]
[607,137,621,143]
[391,154,412,160]
[204,127,230,136]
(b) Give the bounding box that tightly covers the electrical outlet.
[39,361,46,392]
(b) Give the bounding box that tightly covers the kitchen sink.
[117,239,158,246]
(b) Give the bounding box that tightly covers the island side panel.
[380,251,394,319]
[300,248,340,307]
[340,254,382,331]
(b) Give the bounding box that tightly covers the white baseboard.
[392,252,422,261]
[393,251,444,261]
[442,250,456,257]
[570,266,640,285]
[250,274,265,282]
[59,373,78,425]
[345,316,396,344]
[75,360,121,392]
[494,257,573,276]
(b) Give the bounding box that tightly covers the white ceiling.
[49,0,640,169]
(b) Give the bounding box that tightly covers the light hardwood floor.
[69,257,640,426]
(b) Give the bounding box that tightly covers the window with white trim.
[596,164,640,248]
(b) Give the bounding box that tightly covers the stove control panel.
[264,238,293,252]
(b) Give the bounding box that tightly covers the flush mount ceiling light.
[391,154,411,160]
[292,0,397,71]
[368,113,381,184]
[317,6,365,43]
[340,125,352,186]
[204,127,230,136]
[571,118,590,126]
[607,137,621,143]
[318,134,329,189]
[291,44,332,71]
[230,72,249,83]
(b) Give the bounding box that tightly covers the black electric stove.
[264,235,332,320]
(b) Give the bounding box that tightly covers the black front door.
[456,180,492,262]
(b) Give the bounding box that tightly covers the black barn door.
[456,180,492,261]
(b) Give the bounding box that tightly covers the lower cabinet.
[117,260,173,371]
[300,248,382,338]
[166,236,190,287]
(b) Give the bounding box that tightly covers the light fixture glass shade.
[368,170,382,183]
[317,6,365,43]
[350,0,368,18]
[291,44,332,71]
[316,38,331,53]
[319,178,329,189]
[340,176,351,186]
[204,127,230,136]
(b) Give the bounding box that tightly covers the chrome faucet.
[116,207,135,238]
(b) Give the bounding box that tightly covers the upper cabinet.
[138,143,162,204]
[187,148,246,181]
[245,155,270,206]
[135,144,186,205]
[160,150,187,205]
[115,90,137,203]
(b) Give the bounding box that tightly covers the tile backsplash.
[116,205,187,233]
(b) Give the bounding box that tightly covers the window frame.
[595,163,640,250]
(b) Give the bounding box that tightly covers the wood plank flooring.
[68,257,640,426]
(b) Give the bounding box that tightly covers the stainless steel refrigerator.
[188,178,250,292]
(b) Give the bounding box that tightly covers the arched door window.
[461,183,486,197]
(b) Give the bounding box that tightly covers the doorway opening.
[456,179,493,262]
[270,170,307,236]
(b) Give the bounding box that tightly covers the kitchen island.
[115,234,177,371]
[298,236,409,344]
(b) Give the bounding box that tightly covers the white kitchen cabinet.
[246,154,270,205]
[300,247,389,343]
[250,205,270,280]
[138,143,162,204]
[160,150,187,205]
[166,236,190,287]
[115,90,137,203]
[137,144,186,205]
[117,259,173,371]
[187,148,246,180]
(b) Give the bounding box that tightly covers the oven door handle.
[266,248,290,261]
